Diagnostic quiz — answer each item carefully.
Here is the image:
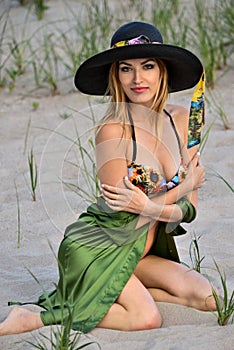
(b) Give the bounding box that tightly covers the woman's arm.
[96,122,183,224]
[96,121,130,188]
[102,179,185,223]
[101,106,205,224]
[101,149,204,223]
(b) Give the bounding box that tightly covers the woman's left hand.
[102,176,149,214]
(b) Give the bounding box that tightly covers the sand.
[0,1,234,349]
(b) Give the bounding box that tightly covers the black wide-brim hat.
[74,21,203,95]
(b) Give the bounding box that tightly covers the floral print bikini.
[127,109,188,196]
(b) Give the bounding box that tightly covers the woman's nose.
[133,69,143,84]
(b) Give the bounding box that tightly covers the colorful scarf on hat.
[188,70,205,148]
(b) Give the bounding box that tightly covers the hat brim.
[74,44,203,95]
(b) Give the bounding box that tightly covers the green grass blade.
[212,260,234,325]
[14,180,21,248]
[213,170,234,193]
[206,166,234,193]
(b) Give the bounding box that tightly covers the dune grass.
[182,233,205,273]
[35,106,100,205]
[34,0,49,20]
[182,237,234,326]
[2,0,233,344]
[0,9,9,86]
[28,148,38,201]
[14,180,21,249]
[61,117,100,204]
[19,0,49,20]
[206,88,230,130]
[24,244,101,350]
[212,261,234,326]
[211,169,234,193]
[27,319,101,350]
[0,0,233,94]
[27,330,101,350]
[175,233,234,327]
[192,0,233,88]
[188,234,205,273]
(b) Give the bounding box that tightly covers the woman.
[0,21,216,336]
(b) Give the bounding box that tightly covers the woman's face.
[118,58,160,107]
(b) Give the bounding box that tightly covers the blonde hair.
[98,58,169,138]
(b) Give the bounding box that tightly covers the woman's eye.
[144,64,155,70]
[120,66,131,72]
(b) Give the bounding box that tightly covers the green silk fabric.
[36,197,196,333]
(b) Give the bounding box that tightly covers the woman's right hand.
[185,152,205,191]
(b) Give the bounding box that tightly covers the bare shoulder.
[165,104,189,121]
[95,121,125,144]
[165,104,189,142]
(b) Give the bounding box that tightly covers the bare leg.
[148,287,216,311]
[1,274,161,335]
[97,274,162,331]
[0,308,43,336]
[134,255,216,311]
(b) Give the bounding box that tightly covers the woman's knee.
[130,308,162,331]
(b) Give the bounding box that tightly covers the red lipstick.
[131,87,148,93]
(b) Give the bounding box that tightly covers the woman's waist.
[141,221,158,258]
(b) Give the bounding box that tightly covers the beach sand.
[0,1,233,349]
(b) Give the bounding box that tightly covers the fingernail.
[197,152,200,156]
[124,176,128,180]
[101,184,105,188]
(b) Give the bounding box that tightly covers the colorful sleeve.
[187,70,206,149]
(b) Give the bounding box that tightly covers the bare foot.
[0,307,44,336]
[205,294,217,311]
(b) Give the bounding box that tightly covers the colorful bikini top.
[127,109,188,196]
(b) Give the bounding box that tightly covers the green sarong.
[16,197,196,333]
